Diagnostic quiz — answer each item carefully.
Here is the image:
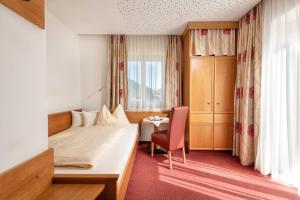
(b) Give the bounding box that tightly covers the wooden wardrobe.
[183,22,238,150]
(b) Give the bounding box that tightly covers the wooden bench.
[0,149,105,200]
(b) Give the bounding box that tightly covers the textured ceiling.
[46,0,261,35]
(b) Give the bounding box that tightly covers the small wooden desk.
[36,184,105,200]
[0,149,105,200]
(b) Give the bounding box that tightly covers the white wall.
[46,11,81,113]
[0,5,48,173]
[79,35,108,111]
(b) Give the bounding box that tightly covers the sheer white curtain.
[256,0,300,193]
[127,35,168,111]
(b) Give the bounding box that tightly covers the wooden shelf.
[0,0,45,29]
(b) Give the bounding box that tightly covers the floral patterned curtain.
[107,35,128,110]
[191,29,236,56]
[233,3,263,166]
[165,35,183,109]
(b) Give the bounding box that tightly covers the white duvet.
[49,125,123,168]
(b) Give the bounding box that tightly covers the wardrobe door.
[190,57,214,113]
[214,57,237,113]
[190,124,213,149]
[213,114,234,150]
[190,114,214,149]
[214,124,233,150]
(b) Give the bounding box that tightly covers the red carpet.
[125,144,300,200]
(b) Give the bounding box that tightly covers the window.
[128,60,164,110]
[127,36,168,111]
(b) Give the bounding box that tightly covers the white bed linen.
[49,125,123,168]
[54,124,139,176]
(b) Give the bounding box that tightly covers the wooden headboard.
[48,109,81,136]
[48,109,170,136]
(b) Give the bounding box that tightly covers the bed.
[48,110,139,200]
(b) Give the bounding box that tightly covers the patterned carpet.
[125,144,300,200]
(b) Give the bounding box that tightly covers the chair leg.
[151,142,154,158]
[168,151,173,170]
[182,146,186,164]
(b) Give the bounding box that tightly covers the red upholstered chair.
[151,106,189,170]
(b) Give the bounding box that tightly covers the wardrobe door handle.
[216,102,220,105]
[207,102,210,105]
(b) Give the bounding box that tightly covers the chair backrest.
[167,106,189,150]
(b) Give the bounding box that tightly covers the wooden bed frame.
[48,109,139,200]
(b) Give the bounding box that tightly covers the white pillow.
[97,105,118,126]
[113,104,130,126]
[71,111,83,127]
[83,110,99,127]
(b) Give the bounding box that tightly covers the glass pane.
[145,61,163,109]
[128,61,142,108]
